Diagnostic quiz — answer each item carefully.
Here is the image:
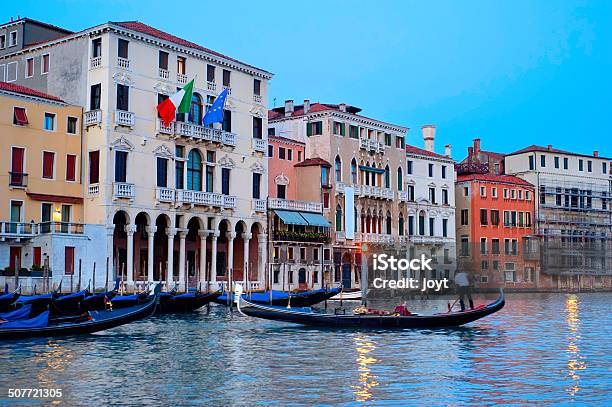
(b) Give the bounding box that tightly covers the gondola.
[237,289,505,329]
[50,290,88,315]
[0,291,20,312]
[15,292,55,315]
[80,279,120,312]
[0,285,160,339]
[109,292,151,309]
[0,304,32,321]
[158,290,221,313]
[215,287,341,307]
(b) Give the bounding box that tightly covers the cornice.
[0,89,67,107]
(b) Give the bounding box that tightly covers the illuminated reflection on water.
[0,292,610,406]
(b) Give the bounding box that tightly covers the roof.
[506,144,610,160]
[405,145,451,160]
[456,173,534,187]
[112,21,271,75]
[1,17,73,34]
[268,134,305,145]
[0,82,64,103]
[294,158,331,168]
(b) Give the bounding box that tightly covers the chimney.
[473,138,481,155]
[339,103,347,112]
[547,144,553,151]
[303,99,310,114]
[445,144,452,158]
[593,151,599,157]
[284,100,294,117]
[421,125,436,152]
[468,146,474,159]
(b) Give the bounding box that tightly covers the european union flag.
[203,88,229,126]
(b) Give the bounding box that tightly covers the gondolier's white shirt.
[454,272,469,287]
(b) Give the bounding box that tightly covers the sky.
[4,0,612,158]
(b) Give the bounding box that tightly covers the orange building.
[455,173,539,290]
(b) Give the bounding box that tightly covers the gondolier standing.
[454,270,474,312]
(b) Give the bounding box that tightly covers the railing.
[115,110,135,127]
[0,222,36,239]
[8,172,27,188]
[177,190,232,208]
[162,120,236,147]
[113,182,135,199]
[117,57,130,70]
[224,86,232,95]
[335,231,346,241]
[359,138,384,153]
[253,94,262,104]
[88,184,100,196]
[84,110,102,127]
[268,198,323,213]
[252,138,267,152]
[207,81,216,91]
[355,185,394,200]
[399,191,410,202]
[253,199,267,212]
[273,231,330,243]
[335,182,346,194]
[177,73,187,84]
[223,195,236,209]
[39,222,84,234]
[356,233,394,244]
[89,57,101,70]
[159,68,169,80]
[157,119,174,135]
[156,187,175,203]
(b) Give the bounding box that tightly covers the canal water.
[0,292,610,406]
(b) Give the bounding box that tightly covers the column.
[166,228,176,289]
[125,225,136,288]
[178,228,187,291]
[258,233,267,283]
[146,226,156,282]
[210,231,219,286]
[105,226,115,278]
[227,232,236,289]
[242,232,252,285]
[198,230,209,288]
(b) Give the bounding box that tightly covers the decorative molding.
[153,82,174,95]
[113,72,134,86]
[218,154,236,168]
[153,144,173,158]
[250,105,266,118]
[110,135,135,151]
[250,161,265,174]
[225,97,236,109]
[274,173,289,185]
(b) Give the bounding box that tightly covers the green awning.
[300,212,331,227]
[274,210,309,226]
[359,165,385,174]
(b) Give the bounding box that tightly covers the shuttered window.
[89,150,99,184]
[66,154,76,181]
[42,151,55,179]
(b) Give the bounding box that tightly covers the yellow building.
[0,82,89,291]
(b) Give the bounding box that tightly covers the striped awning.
[300,212,331,227]
[274,210,309,226]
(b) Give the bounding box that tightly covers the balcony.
[161,120,236,147]
[88,184,100,196]
[355,185,394,200]
[0,222,36,240]
[335,231,346,242]
[113,182,135,199]
[253,199,267,212]
[89,56,101,70]
[156,187,175,203]
[273,230,330,244]
[268,198,323,213]
[8,172,27,188]
[177,73,187,84]
[38,222,84,235]
[177,190,230,208]
[356,232,394,244]
[159,68,169,80]
[252,138,267,153]
[84,110,102,127]
[117,57,130,70]
[114,110,135,127]
[223,195,236,209]
[207,81,216,91]
[223,86,232,95]
[359,138,384,153]
[335,182,347,194]
[253,94,262,104]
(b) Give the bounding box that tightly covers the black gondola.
[0,291,20,312]
[15,292,55,315]
[80,279,120,312]
[50,290,88,315]
[237,290,505,328]
[0,285,160,339]
[215,287,341,307]
[158,291,221,313]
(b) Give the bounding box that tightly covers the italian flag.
[157,79,194,126]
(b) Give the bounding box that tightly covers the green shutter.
[307,123,312,137]
[340,123,346,136]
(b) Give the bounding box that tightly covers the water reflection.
[351,334,379,402]
[565,294,586,397]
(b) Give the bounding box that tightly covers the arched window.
[365,162,370,186]
[384,165,390,189]
[399,214,405,236]
[397,167,403,191]
[418,210,426,236]
[189,93,203,125]
[351,158,357,184]
[386,211,392,235]
[335,156,342,182]
[354,206,358,231]
[187,149,202,191]
[335,205,343,231]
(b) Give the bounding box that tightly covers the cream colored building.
[1,20,272,291]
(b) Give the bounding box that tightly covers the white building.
[1,20,273,291]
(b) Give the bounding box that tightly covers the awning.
[359,165,385,174]
[300,212,331,227]
[274,210,309,226]
[14,107,28,125]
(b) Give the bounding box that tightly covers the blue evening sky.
[5,1,611,158]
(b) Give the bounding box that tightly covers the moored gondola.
[80,279,120,312]
[158,290,221,313]
[15,292,55,315]
[0,285,160,339]
[51,290,88,315]
[237,289,505,329]
[0,291,20,312]
[215,287,341,307]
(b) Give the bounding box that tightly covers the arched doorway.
[250,222,263,284]
[217,220,231,285]
[153,215,171,283]
[233,221,247,283]
[186,217,202,289]
[298,268,307,288]
[134,212,149,283]
[112,211,129,280]
[341,252,352,288]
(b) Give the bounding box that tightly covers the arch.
[187,149,203,191]
[418,210,426,236]
[335,205,343,231]
[399,213,405,236]
[385,210,392,235]
[341,252,352,289]
[397,167,403,191]
[189,92,203,125]
[153,214,171,282]
[133,212,150,281]
[384,165,390,189]
[351,158,357,184]
[334,155,342,182]
[112,211,130,278]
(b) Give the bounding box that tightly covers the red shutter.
[14,107,29,125]
[43,152,54,178]
[11,147,24,173]
[33,247,41,266]
[89,151,99,183]
[65,247,75,275]
[66,154,76,181]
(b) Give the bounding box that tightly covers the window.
[205,164,214,192]
[323,192,330,209]
[504,239,511,255]
[460,236,469,256]
[90,84,101,110]
[67,117,78,134]
[9,31,18,47]
[115,38,129,60]
[407,185,414,201]
[442,189,449,205]
[177,56,186,75]
[397,167,403,190]
[540,155,546,167]
[33,247,41,268]
[223,69,231,87]
[253,78,261,95]
[279,147,286,160]
[65,247,75,275]
[529,155,534,170]
[268,145,273,157]
[207,64,215,82]
[221,168,230,195]
[461,209,469,226]
[563,157,568,169]
[252,173,261,199]
[384,166,390,188]
[384,133,392,146]
[480,186,486,197]
[222,110,231,132]
[66,154,76,181]
[156,157,168,187]
[114,151,127,182]
[10,147,25,187]
[503,188,508,199]
[6,61,17,82]
[481,261,488,270]
[441,165,447,179]
[540,186,546,204]
[526,212,532,227]
[349,125,359,139]
[333,121,346,136]
[429,218,435,236]
[335,206,343,230]
[277,184,286,199]
[395,136,405,149]
[407,160,413,175]
[510,189,516,199]
[578,159,583,171]
[511,211,517,227]
[442,219,448,237]
[492,239,500,255]
[603,162,608,174]
[0,63,5,82]
[429,187,436,204]
[480,238,487,254]
[491,210,499,226]
[480,209,488,225]
[0,34,5,49]
[518,211,525,227]
[464,187,469,197]
[335,156,342,182]
[321,167,329,186]
[399,215,405,236]
[554,156,560,168]
[89,151,100,184]
[44,113,56,131]
[158,51,169,70]
[116,84,129,111]
[92,38,102,58]
[298,151,303,162]
[13,107,28,125]
[42,151,55,179]
[175,146,185,189]
[26,58,34,78]
[428,163,434,177]
[503,211,510,227]
[408,215,415,235]
[526,191,531,200]
[492,187,497,198]
[587,160,592,172]
[306,121,323,136]
[268,128,275,137]
[253,117,263,139]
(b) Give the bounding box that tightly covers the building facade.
[1,20,273,291]
[504,145,612,289]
